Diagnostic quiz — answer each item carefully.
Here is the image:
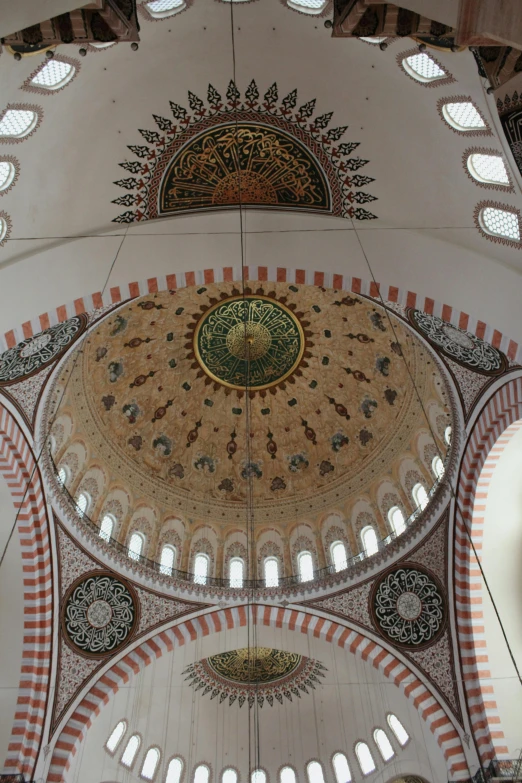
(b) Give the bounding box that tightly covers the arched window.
[467,153,509,186]
[287,0,329,14]
[264,556,279,587]
[145,0,186,18]
[307,761,325,783]
[388,506,405,535]
[222,769,238,783]
[479,206,521,242]
[128,532,144,561]
[280,767,297,783]
[76,492,89,518]
[432,455,444,479]
[194,553,209,584]
[251,771,266,783]
[332,753,351,783]
[0,160,16,192]
[30,59,76,91]
[361,526,378,556]
[194,765,210,783]
[58,466,67,486]
[330,540,348,572]
[0,108,39,139]
[359,37,387,44]
[166,757,184,783]
[0,215,8,244]
[91,42,116,49]
[444,425,452,445]
[160,544,176,576]
[141,747,161,780]
[387,713,410,746]
[402,53,446,83]
[99,514,114,542]
[412,482,428,511]
[229,557,244,588]
[121,734,141,767]
[106,720,127,753]
[442,101,486,132]
[373,728,394,761]
[355,742,376,775]
[298,550,314,582]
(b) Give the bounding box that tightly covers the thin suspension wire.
[351,221,522,694]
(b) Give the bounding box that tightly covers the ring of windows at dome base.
[105,713,409,779]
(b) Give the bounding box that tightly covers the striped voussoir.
[1,266,519,363]
[0,404,52,777]
[455,377,522,763]
[47,605,468,782]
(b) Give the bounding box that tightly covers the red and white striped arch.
[2,266,520,363]
[0,404,53,777]
[455,377,522,764]
[48,605,469,783]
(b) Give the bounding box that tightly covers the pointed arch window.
[374,729,394,761]
[222,770,238,783]
[355,742,376,775]
[332,752,352,783]
[229,557,244,588]
[251,771,267,783]
[307,761,325,783]
[160,544,176,576]
[402,52,446,83]
[166,757,184,783]
[194,553,210,584]
[361,526,378,556]
[479,206,521,242]
[29,59,76,91]
[330,540,348,572]
[121,734,141,768]
[412,482,428,511]
[297,550,314,582]
[194,765,210,783]
[432,455,444,479]
[280,768,297,783]
[387,713,410,746]
[146,0,186,18]
[128,532,144,561]
[99,514,114,542]
[264,556,279,587]
[106,720,127,753]
[388,506,405,535]
[0,108,39,139]
[0,160,16,191]
[76,491,89,518]
[442,101,486,132]
[141,747,161,780]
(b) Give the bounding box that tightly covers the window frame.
[251,768,269,783]
[438,96,490,136]
[306,759,326,783]
[431,455,444,479]
[388,505,406,536]
[143,0,187,19]
[444,425,452,445]
[0,157,19,195]
[0,104,41,141]
[221,767,240,783]
[22,56,79,95]
[279,765,298,783]
[399,49,453,87]
[412,482,428,511]
[105,719,127,756]
[140,746,161,782]
[286,0,329,16]
[354,741,376,777]
[476,201,522,246]
[465,149,512,190]
[57,465,69,487]
[386,712,410,747]
[193,764,212,783]
[76,491,90,518]
[99,513,115,542]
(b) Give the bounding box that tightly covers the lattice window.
[307,762,325,783]
[359,37,386,44]
[387,713,409,746]
[194,553,209,584]
[432,456,444,479]
[388,506,405,535]
[58,466,68,486]
[480,206,521,241]
[298,550,314,582]
[0,108,38,139]
[264,556,279,587]
[141,747,161,780]
[412,482,428,511]
[160,544,176,575]
[332,753,352,783]
[229,557,244,588]
[355,743,376,775]
[99,514,114,542]
[444,426,452,445]
[330,541,347,572]
[166,758,183,783]
[146,0,186,16]
[442,101,486,131]
[468,153,509,185]
[374,729,394,761]
[128,532,144,561]
[287,0,329,15]
[403,53,446,82]
[121,734,141,767]
[0,161,15,191]
[106,720,127,753]
[361,526,378,556]
[76,491,89,518]
[30,60,75,90]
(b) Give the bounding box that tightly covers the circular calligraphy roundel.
[0,314,87,386]
[408,309,507,376]
[194,295,305,390]
[370,565,446,649]
[62,572,138,657]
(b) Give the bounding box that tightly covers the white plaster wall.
[0,467,24,770]
[66,624,448,783]
[480,426,522,756]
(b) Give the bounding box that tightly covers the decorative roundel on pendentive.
[370,564,446,650]
[0,313,88,386]
[62,571,138,658]
[408,309,507,376]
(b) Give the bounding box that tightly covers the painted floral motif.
[219,478,234,492]
[153,434,172,456]
[108,361,123,383]
[375,356,390,376]
[110,315,127,336]
[287,453,309,473]
[122,402,140,423]
[195,455,217,473]
[360,397,378,419]
[241,461,262,479]
[330,431,349,452]
[271,476,286,491]
[319,460,334,476]
[0,315,86,386]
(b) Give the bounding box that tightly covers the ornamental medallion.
[371,565,446,649]
[62,572,137,657]
[194,296,305,390]
[408,309,507,375]
[0,314,87,386]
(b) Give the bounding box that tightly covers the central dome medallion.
[194,295,305,390]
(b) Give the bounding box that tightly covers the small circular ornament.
[370,564,446,649]
[62,571,138,657]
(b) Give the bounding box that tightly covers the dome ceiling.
[58,281,449,526]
